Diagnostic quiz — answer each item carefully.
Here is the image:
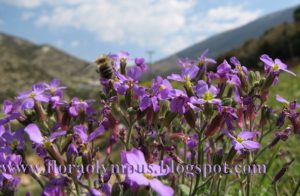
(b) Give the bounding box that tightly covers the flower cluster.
[0,51,298,196]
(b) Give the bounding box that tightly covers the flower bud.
[276,111,286,128]
[67,144,78,158]
[272,159,294,184]
[164,111,177,127]
[44,141,65,165]
[205,114,224,137]
[184,109,196,128]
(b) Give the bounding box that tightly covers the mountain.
[0,32,98,102]
[151,5,299,78]
[218,12,300,69]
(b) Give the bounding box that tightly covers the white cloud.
[70,40,80,48]
[54,39,64,47]
[2,0,262,55]
[20,12,35,21]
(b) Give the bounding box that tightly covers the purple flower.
[66,143,78,157]
[167,65,199,82]
[169,90,197,114]
[139,95,160,112]
[276,94,300,109]
[135,58,148,72]
[2,128,25,152]
[69,98,94,117]
[260,54,296,76]
[73,124,105,143]
[186,134,198,150]
[113,71,143,95]
[177,58,195,68]
[194,80,221,104]
[152,76,173,100]
[0,100,20,126]
[198,49,216,66]
[230,56,249,75]
[17,84,49,110]
[217,60,232,80]
[45,79,66,97]
[226,130,260,151]
[121,148,174,196]
[227,74,241,87]
[24,123,66,144]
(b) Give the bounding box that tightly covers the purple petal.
[34,94,49,102]
[74,125,88,142]
[48,131,66,141]
[208,86,219,96]
[17,90,31,99]
[149,179,174,196]
[3,100,13,114]
[114,81,129,95]
[151,97,160,112]
[238,131,255,140]
[32,84,45,94]
[24,123,44,144]
[233,141,244,151]
[242,140,260,150]
[195,80,208,97]
[21,98,34,110]
[88,125,105,142]
[50,79,60,87]
[69,106,78,116]
[276,94,289,104]
[127,173,149,186]
[123,148,147,166]
[139,96,152,111]
[281,68,296,76]
[167,74,184,82]
[260,54,274,66]
[200,48,209,59]
[183,65,199,79]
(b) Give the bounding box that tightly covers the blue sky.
[0,0,299,62]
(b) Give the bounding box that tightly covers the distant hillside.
[218,23,300,67]
[150,5,299,78]
[0,32,98,102]
[218,7,300,69]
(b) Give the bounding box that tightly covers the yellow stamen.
[273,64,280,71]
[160,85,165,90]
[203,92,213,101]
[237,137,244,143]
[143,173,154,180]
[29,92,36,98]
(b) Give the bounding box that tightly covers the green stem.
[126,123,133,150]
[292,177,300,196]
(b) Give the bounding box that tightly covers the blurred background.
[1,1,300,195]
[0,0,299,103]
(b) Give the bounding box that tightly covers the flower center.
[273,64,280,71]
[237,137,244,143]
[184,75,190,82]
[143,173,154,180]
[203,92,213,101]
[29,92,36,98]
[50,87,57,94]
[160,85,165,90]
[11,140,19,149]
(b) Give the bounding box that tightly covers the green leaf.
[179,184,190,196]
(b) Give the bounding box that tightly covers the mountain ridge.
[151,5,298,78]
